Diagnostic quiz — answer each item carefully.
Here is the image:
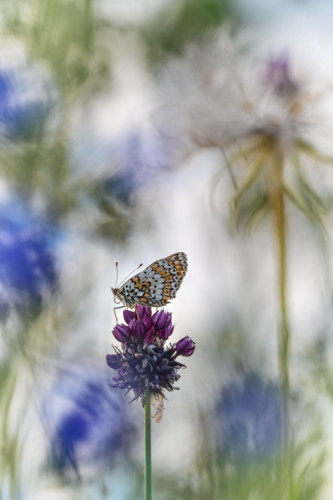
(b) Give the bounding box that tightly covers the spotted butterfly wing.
[112,252,187,308]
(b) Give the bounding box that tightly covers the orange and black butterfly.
[112,252,187,309]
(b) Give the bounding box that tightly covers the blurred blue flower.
[216,372,281,462]
[0,199,59,321]
[46,369,135,479]
[102,131,169,205]
[71,130,170,207]
[0,63,53,142]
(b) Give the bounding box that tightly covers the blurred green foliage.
[141,0,231,65]
[3,0,110,95]
[0,0,135,239]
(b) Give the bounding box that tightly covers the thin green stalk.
[267,143,291,495]
[145,391,152,500]
[274,171,291,478]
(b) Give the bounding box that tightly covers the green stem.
[145,391,152,500]
[267,143,291,493]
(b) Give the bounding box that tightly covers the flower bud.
[143,326,156,344]
[123,309,135,324]
[136,304,151,320]
[160,323,174,340]
[152,310,171,330]
[106,354,122,369]
[113,324,131,342]
[176,336,196,357]
[132,319,146,339]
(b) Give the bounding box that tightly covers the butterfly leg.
[113,305,124,323]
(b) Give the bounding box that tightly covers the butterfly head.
[111,286,122,304]
[112,285,135,309]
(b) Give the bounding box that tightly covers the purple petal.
[132,319,146,339]
[160,324,174,340]
[142,313,153,330]
[144,326,156,344]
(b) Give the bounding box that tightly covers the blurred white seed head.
[156,29,331,157]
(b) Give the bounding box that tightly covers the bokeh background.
[2,0,333,498]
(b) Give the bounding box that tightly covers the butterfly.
[112,252,187,309]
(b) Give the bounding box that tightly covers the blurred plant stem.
[266,137,291,495]
[0,362,24,500]
[145,391,152,500]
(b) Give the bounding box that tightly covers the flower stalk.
[106,305,195,499]
[266,139,291,492]
[158,39,333,496]
[145,390,152,500]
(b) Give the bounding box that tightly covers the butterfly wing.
[137,251,187,306]
[113,252,187,308]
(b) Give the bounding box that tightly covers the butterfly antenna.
[118,263,143,287]
[115,261,119,288]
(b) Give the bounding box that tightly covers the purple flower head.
[216,372,281,463]
[46,369,135,480]
[107,305,195,406]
